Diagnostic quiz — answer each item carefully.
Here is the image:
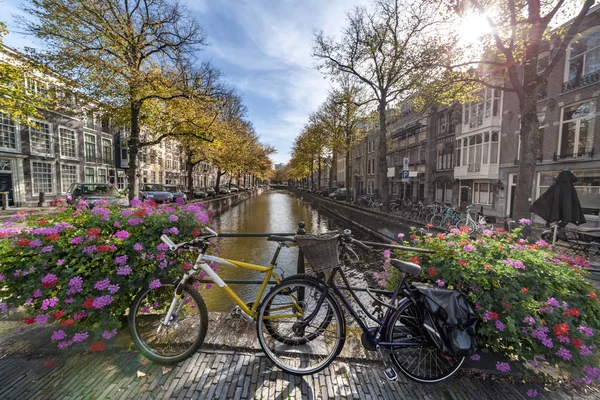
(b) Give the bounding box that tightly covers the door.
[507,174,517,218]
[0,174,14,207]
[460,186,469,211]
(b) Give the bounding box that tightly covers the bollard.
[296,221,306,275]
[0,192,7,210]
[38,192,45,207]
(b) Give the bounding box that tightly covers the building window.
[158,171,163,184]
[60,164,78,193]
[0,112,18,151]
[151,171,156,183]
[436,138,453,170]
[30,121,53,156]
[473,182,491,205]
[83,110,95,130]
[517,114,546,160]
[26,78,48,97]
[59,127,77,159]
[102,138,113,164]
[438,114,447,136]
[97,168,107,184]
[109,169,116,184]
[538,170,599,216]
[565,28,600,89]
[435,181,452,203]
[142,170,148,183]
[31,161,53,195]
[85,134,96,162]
[117,174,126,190]
[558,100,596,158]
[85,167,95,183]
[464,89,501,128]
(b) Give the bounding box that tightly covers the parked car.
[329,188,354,201]
[203,187,216,197]
[318,187,337,197]
[66,183,128,207]
[229,186,239,193]
[164,184,187,202]
[139,184,174,203]
[218,187,231,195]
[192,188,208,199]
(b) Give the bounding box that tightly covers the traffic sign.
[403,158,409,170]
[401,170,409,179]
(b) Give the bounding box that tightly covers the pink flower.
[51,330,66,341]
[149,280,161,290]
[102,328,118,340]
[519,218,532,226]
[116,266,132,276]
[114,255,128,265]
[526,389,538,398]
[470,354,480,361]
[113,221,121,228]
[463,245,475,252]
[35,313,50,327]
[72,332,89,343]
[436,279,445,287]
[113,230,129,240]
[495,362,511,373]
[168,214,179,222]
[578,326,594,337]
[495,320,505,332]
[556,347,572,361]
[70,236,83,245]
[133,243,143,251]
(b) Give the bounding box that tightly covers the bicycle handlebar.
[342,229,371,251]
[160,228,219,251]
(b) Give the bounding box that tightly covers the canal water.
[202,189,380,311]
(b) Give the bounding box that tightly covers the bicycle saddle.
[390,259,421,276]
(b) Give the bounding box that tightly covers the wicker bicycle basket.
[295,233,340,272]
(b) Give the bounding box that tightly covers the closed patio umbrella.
[530,170,586,245]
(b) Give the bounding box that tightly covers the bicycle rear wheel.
[257,279,346,375]
[386,300,464,383]
[128,281,208,364]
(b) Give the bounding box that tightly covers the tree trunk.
[329,153,337,189]
[378,98,389,210]
[215,168,222,193]
[127,102,141,201]
[186,155,194,192]
[513,92,539,231]
[345,150,351,202]
[317,155,322,190]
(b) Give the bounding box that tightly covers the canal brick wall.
[195,187,266,216]
[295,191,437,242]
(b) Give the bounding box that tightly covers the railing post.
[296,221,305,275]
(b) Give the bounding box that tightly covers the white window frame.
[25,77,48,97]
[472,181,492,205]
[83,109,95,131]
[30,159,55,196]
[101,137,113,164]
[60,163,79,193]
[564,26,600,83]
[28,119,54,157]
[557,99,597,157]
[97,167,107,184]
[0,112,20,153]
[84,133,97,162]
[58,126,78,160]
[84,166,96,183]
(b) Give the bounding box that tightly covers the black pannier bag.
[417,288,479,357]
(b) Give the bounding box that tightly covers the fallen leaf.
[137,371,146,378]
[161,367,172,375]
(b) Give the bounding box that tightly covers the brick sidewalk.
[1,320,598,399]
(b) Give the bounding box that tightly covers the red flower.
[60,319,74,327]
[553,323,569,337]
[17,238,31,247]
[589,291,597,299]
[52,309,65,319]
[459,259,469,267]
[90,341,105,352]
[42,276,58,288]
[488,312,499,321]
[501,299,511,309]
[45,233,61,241]
[82,298,95,309]
[409,256,420,264]
[567,308,580,318]
[43,361,57,368]
[192,229,200,237]
[436,233,445,240]
[182,263,192,271]
[572,338,583,349]
[426,223,433,229]
[96,245,111,253]
[459,226,471,233]
[86,228,101,237]
[134,209,146,217]
[427,267,437,276]
[410,234,417,240]
[38,218,47,225]
[521,287,528,294]
[23,317,35,325]
[484,264,491,270]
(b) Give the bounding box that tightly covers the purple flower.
[58,340,73,349]
[519,218,532,226]
[41,245,54,253]
[113,230,129,240]
[102,328,118,340]
[383,249,391,258]
[157,243,169,251]
[70,236,83,245]
[92,295,113,309]
[495,320,505,332]
[35,313,50,327]
[556,347,572,361]
[463,245,475,252]
[470,354,480,361]
[547,297,559,307]
[82,245,97,254]
[133,243,144,251]
[107,284,120,294]
[94,279,111,291]
[578,326,594,337]
[41,297,58,311]
[496,362,511,373]
[116,266,132,276]
[33,289,42,298]
[168,214,179,222]
[74,311,86,319]
[90,206,110,216]
[503,259,525,269]
[541,338,554,348]
[523,316,536,326]
[64,298,74,304]
[72,332,89,343]
[114,255,128,265]
[149,280,161,290]
[159,260,168,270]
[130,199,142,207]
[162,227,179,235]
[0,273,3,282]
[436,279,446,287]
[69,276,83,288]
[51,330,66,341]
[531,326,550,341]
[127,218,143,226]
[113,221,121,228]
[580,346,593,356]
[0,302,7,313]
[121,209,133,217]
[57,259,65,266]
[526,389,538,398]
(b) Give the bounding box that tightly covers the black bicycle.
[256,231,468,382]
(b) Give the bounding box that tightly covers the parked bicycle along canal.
[203,189,411,311]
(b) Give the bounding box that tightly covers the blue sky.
[1,0,368,164]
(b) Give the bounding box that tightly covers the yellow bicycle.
[128,228,322,364]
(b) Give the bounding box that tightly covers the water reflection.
[205,190,339,311]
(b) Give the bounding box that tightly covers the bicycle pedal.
[230,306,242,319]
[384,367,398,382]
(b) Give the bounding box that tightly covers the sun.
[456,12,492,45]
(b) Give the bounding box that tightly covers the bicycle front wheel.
[386,300,464,383]
[128,281,208,364]
[257,279,346,375]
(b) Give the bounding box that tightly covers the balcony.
[554,148,594,161]
[454,164,499,180]
[563,71,600,92]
